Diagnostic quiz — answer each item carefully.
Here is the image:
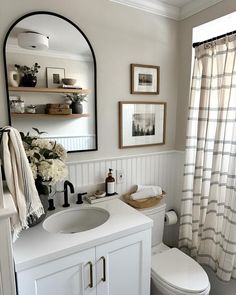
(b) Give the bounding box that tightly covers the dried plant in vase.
[15,63,41,87]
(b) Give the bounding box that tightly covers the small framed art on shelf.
[46,67,65,88]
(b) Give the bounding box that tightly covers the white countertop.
[13,198,152,272]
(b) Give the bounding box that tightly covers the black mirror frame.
[3,11,98,153]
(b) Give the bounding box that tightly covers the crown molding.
[110,0,180,20]
[110,0,224,20]
[180,0,224,19]
[6,44,93,62]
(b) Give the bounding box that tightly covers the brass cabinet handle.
[88,261,93,288]
[101,256,106,282]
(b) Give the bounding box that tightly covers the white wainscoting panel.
[45,135,96,151]
[61,150,184,212]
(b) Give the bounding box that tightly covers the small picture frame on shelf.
[46,67,65,88]
[119,101,166,148]
[130,64,160,94]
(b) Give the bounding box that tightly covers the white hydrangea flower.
[30,163,38,179]
[38,160,52,181]
[25,149,35,158]
[53,143,67,161]
[26,147,44,163]
[50,159,68,184]
[38,159,68,184]
[32,138,54,150]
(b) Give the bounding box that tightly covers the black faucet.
[63,180,75,207]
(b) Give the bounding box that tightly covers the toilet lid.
[152,248,209,293]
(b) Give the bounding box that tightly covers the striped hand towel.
[1,127,44,241]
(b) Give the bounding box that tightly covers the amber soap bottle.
[105,168,115,196]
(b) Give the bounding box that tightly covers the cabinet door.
[96,229,151,295]
[17,247,96,295]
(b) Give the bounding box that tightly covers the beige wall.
[176,0,236,150]
[0,0,179,161]
[1,1,236,155]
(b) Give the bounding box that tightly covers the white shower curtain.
[179,35,236,281]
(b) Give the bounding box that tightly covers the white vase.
[9,69,20,87]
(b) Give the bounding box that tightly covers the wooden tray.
[124,190,165,209]
[85,193,119,204]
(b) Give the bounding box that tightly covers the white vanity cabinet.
[17,247,96,295]
[96,230,151,295]
[16,230,151,295]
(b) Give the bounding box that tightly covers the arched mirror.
[3,12,97,152]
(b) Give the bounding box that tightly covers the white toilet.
[140,202,211,295]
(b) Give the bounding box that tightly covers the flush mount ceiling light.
[17,31,49,50]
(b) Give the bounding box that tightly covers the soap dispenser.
[105,168,115,196]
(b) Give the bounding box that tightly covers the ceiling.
[110,0,224,20]
[6,14,93,61]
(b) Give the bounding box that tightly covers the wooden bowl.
[62,78,77,85]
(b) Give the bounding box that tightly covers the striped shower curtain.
[179,35,236,281]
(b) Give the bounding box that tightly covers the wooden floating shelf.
[9,87,89,94]
[11,113,89,119]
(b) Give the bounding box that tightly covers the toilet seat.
[151,248,210,295]
[151,272,210,295]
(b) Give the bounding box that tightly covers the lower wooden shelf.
[11,113,89,119]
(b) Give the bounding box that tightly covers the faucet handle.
[48,199,56,211]
[76,192,87,204]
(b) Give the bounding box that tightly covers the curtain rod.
[192,30,236,48]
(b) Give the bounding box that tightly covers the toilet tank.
[139,202,166,247]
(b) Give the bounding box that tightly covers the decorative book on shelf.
[61,85,82,89]
[46,103,70,109]
[46,109,72,115]
[46,103,72,115]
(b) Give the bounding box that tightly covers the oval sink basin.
[43,207,110,234]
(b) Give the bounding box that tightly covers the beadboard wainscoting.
[58,151,184,211]
[45,135,96,151]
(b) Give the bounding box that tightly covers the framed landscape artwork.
[119,101,166,148]
[130,64,160,94]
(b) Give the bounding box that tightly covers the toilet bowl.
[151,247,210,295]
[139,202,210,295]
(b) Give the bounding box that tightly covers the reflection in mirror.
[4,12,97,152]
